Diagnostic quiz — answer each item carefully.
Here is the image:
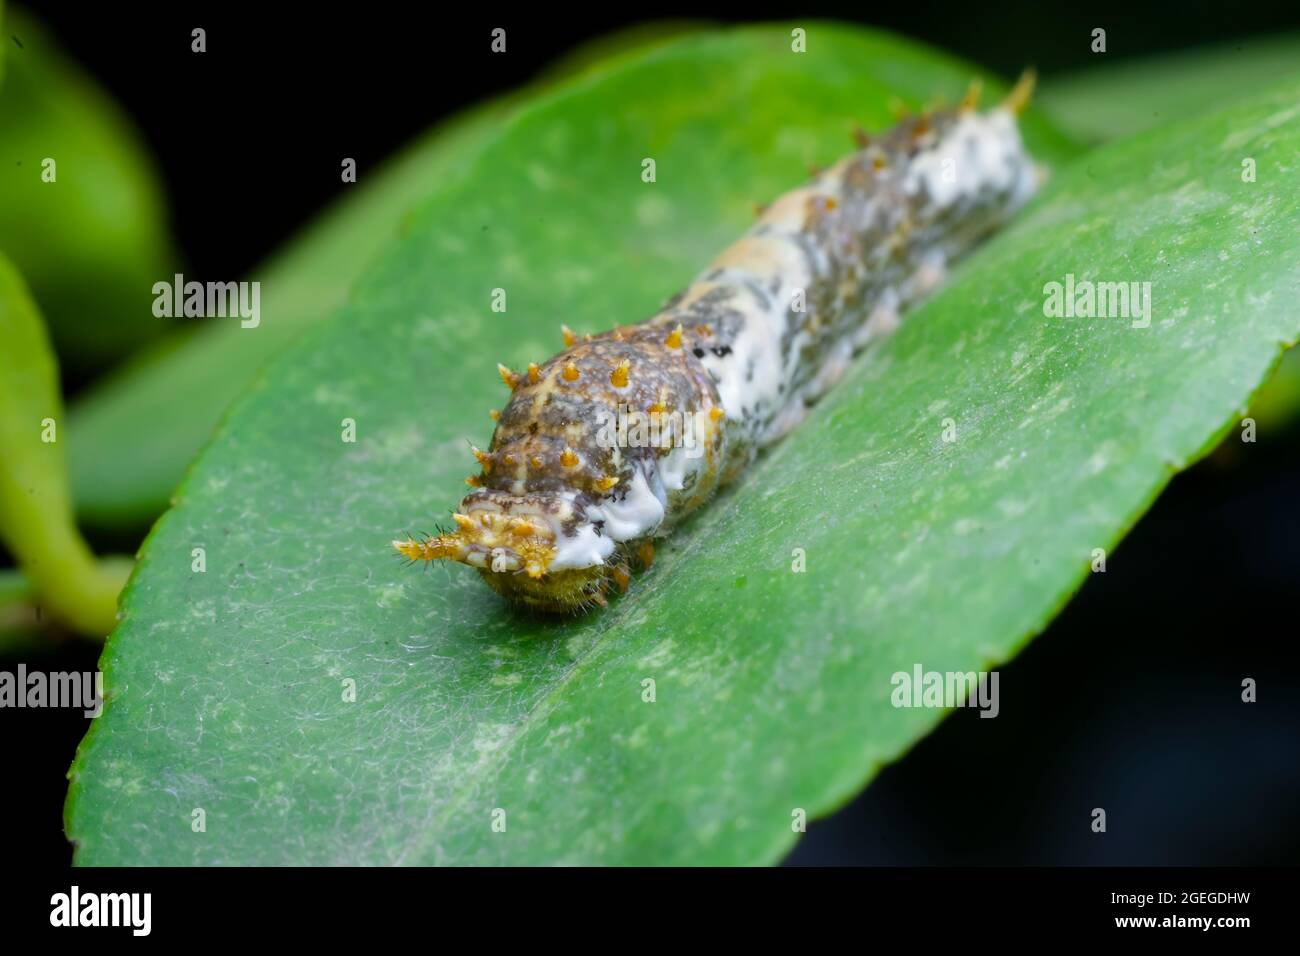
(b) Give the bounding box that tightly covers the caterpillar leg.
[611,565,631,593]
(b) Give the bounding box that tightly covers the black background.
[5,1,1299,867]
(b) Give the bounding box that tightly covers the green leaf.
[1248,347,1300,435]
[0,252,130,637]
[1039,32,1300,144]
[64,103,505,528]
[0,565,48,653]
[1038,35,1300,435]
[0,567,36,642]
[64,21,707,529]
[70,24,1299,866]
[0,8,176,376]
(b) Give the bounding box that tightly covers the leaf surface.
[0,9,176,375]
[69,26,1298,866]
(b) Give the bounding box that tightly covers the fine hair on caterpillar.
[394,73,1041,613]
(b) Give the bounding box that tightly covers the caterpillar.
[394,75,1040,612]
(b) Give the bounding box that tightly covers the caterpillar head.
[477,562,610,613]
[392,491,611,613]
[395,321,718,611]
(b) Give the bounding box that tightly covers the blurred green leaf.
[62,23,1102,865]
[0,567,35,640]
[0,567,29,604]
[65,21,706,530]
[0,7,176,376]
[1040,36,1300,435]
[1039,32,1300,144]
[1247,347,1300,436]
[0,252,130,637]
[66,103,506,528]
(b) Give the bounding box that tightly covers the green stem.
[0,253,130,638]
